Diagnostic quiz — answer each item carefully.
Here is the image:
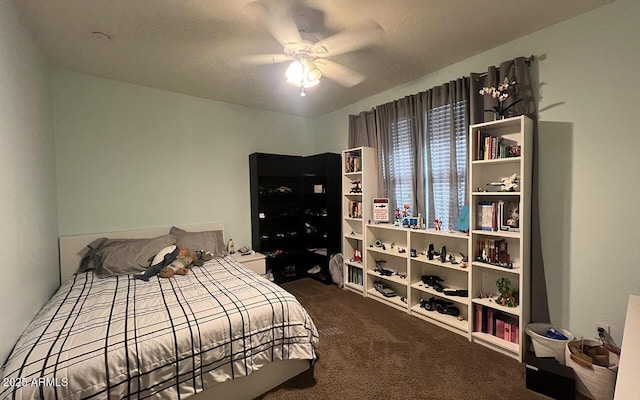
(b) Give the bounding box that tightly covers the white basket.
[525,323,574,365]
[565,339,618,400]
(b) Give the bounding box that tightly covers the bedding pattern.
[0,257,318,399]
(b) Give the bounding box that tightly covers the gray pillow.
[170,226,227,258]
[80,234,177,278]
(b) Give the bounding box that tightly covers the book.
[477,202,494,230]
[474,304,483,332]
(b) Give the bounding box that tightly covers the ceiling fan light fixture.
[285,60,304,83]
[303,59,322,82]
[285,59,321,90]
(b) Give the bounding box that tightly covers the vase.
[494,112,506,121]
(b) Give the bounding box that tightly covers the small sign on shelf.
[373,198,389,223]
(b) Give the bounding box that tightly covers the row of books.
[344,153,362,173]
[474,304,520,344]
[348,201,362,219]
[475,238,512,267]
[476,200,519,231]
[474,130,521,160]
[347,265,364,286]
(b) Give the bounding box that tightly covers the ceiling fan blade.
[316,59,365,87]
[311,19,383,57]
[239,53,292,65]
[248,0,302,46]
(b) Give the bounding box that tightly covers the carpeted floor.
[258,278,550,400]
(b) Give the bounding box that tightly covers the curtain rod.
[475,55,534,79]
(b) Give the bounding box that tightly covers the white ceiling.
[17,0,612,118]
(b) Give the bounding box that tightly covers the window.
[382,101,467,229]
[382,117,414,213]
[426,101,467,229]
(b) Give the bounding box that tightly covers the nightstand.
[231,252,266,275]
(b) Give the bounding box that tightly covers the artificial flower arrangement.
[479,77,522,119]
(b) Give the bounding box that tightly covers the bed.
[0,223,318,400]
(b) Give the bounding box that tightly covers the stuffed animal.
[159,248,196,278]
[135,247,197,281]
[192,250,214,266]
[135,245,180,281]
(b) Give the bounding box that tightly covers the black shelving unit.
[249,152,341,284]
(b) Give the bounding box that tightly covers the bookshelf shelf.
[411,304,469,333]
[472,261,521,275]
[472,297,521,317]
[471,229,520,239]
[367,270,409,286]
[367,289,408,311]
[410,282,470,305]
[345,282,363,292]
[411,256,470,272]
[469,115,532,362]
[471,191,520,196]
[344,171,362,177]
[471,157,521,165]
[344,232,363,240]
[367,247,409,259]
[471,332,519,355]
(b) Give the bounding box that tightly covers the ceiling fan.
[242,1,384,96]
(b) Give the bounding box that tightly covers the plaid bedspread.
[0,257,318,399]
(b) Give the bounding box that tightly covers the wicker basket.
[565,339,618,400]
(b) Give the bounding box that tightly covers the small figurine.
[402,204,411,218]
[350,180,362,193]
[496,277,518,307]
[487,173,519,192]
[434,218,442,231]
[227,239,235,254]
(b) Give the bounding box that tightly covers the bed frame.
[58,222,311,400]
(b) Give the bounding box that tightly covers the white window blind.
[382,118,415,212]
[386,117,414,212]
[427,101,467,229]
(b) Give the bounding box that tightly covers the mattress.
[0,257,318,399]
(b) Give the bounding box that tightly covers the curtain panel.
[346,56,534,233]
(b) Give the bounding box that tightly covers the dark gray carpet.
[258,278,550,400]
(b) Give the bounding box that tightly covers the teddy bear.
[135,246,197,281]
[158,248,196,278]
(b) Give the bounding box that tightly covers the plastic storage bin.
[526,323,574,365]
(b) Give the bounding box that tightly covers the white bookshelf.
[342,147,378,294]
[363,223,470,337]
[468,115,532,361]
[342,116,532,360]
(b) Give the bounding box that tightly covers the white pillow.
[151,245,177,266]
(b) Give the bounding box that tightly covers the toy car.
[374,281,396,297]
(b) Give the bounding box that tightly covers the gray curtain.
[374,79,468,228]
[375,95,426,218]
[471,56,549,323]
[348,109,384,198]
[470,56,535,123]
[348,110,377,148]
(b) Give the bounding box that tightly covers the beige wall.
[309,0,640,343]
[53,70,315,248]
[0,1,59,364]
